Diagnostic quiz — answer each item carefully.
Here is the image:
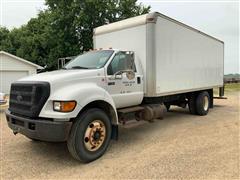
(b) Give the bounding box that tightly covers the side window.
[107,52,136,75]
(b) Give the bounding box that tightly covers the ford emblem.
[16,95,23,102]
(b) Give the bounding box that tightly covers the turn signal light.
[53,101,76,112]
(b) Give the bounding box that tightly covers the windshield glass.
[64,50,114,69]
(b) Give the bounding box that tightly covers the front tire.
[67,108,112,163]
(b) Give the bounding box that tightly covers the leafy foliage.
[0,0,150,70]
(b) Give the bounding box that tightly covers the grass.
[224,83,240,91]
[214,83,240,95]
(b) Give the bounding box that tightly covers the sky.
[0,0,239,74]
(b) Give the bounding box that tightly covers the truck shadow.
[213,104,226,108]
[167,108,192,115]
[29,141,81,165]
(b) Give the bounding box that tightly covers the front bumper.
[5,110,72,142]
[0,100,7,105]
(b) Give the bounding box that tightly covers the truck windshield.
[64,50,114,69]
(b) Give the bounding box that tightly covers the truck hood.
[19,69,103,83]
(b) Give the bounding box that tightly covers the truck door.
[106,51,143,108]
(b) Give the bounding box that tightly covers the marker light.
[53,101,76,112]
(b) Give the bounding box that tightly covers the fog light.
[53,101,76,112]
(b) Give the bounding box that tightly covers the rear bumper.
[5,110,72,142]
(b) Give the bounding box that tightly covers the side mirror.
[109,71,123,80]
[115,74,123,79]
[110,70,135,80]
[114,71,123,79]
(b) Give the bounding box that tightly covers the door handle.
[108,82,115,86]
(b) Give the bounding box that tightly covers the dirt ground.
[0,91,239,179]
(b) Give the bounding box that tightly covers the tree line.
[0,0,150,70]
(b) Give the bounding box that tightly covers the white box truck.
[6,12,224,163]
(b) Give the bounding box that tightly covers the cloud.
[1,0,46,29]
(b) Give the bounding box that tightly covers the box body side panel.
[154,16,224,95]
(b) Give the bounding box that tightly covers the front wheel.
[67,108,112,163]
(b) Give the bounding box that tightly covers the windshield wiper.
[69,66,89,69]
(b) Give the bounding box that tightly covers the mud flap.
[111,124,118,140]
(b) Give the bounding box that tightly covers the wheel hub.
[93,131,101,141]
[84,120,106,151]
[203,96,209,111]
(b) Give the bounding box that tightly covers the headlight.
[53,101,76,112]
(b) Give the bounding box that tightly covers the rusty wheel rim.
[84,120,106,152]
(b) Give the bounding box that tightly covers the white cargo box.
[94,12,224,97]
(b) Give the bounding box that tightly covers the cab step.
[117,106,144,114]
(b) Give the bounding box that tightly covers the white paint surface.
[154,16,224,95]
[94,12,224,97]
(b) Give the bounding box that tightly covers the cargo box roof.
[94,12,223,44]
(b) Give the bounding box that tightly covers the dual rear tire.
[188,91,210,116]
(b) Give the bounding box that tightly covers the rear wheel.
[196,91,210,116]
[188,94,197,115]
[67,108,112,163]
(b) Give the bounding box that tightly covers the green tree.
[46,0,150,52]
[0,27,13,53]
[14,11,55,68]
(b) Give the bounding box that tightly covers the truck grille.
[9,82,50,118]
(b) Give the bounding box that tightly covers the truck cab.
[6,49,145,162]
